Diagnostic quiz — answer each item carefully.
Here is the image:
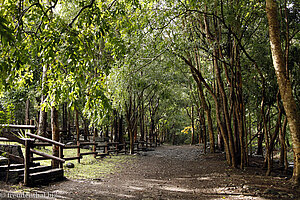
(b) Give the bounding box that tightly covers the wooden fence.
[0,124,160,185]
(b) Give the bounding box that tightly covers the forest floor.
[0,145,299,200]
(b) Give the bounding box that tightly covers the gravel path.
[0,145,299,199]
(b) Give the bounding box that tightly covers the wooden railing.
[1,124,159,185]
[0,124,65,185]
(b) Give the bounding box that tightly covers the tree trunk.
[51,106,59,168]
[113,110,119,142]
[83,119,89,141]
[75,108,80,163]
[38,65,48,137]
[125,96,134,154]
[266,0,300,185]
[198,82,215,153]
[62,103,67,138]
[257,120,264,156]
[139,94,145,143]
[25,98,30,125]
[184,56,231,165]
[191,105,195,145]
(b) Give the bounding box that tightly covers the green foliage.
[0,0,298,157]
[0,102,14,124]
[0,15,15,46]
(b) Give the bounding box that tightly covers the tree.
[266,0,300,185]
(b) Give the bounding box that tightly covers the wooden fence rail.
[0,124,66,185]
[1,124,158,185]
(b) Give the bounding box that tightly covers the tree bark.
[125,95,134,154]
[266,0,300,185]
[25,98,30,125]
[38,65,48,137]
[191,105,195,145]
[198,83,215,153]
[51,106,59,168]
[75,108,80,163]
[62,103,67,138]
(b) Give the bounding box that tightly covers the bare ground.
[0,145,299,200]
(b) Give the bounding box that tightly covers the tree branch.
[68,0,95,27]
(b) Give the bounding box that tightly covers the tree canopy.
[0,0,299,184]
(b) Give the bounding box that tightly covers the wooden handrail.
[0,131,28,145]
[80,142,97,146]
[0,150,24,164]
[0,124,36,129]
[30,149,65,163]
[64,156,82,161]
[32,142,52,146]
[0,137,10,141]
[64,145,79,149]
[26,132,65,147]
[80,152,97,156]
[31,157,52,161]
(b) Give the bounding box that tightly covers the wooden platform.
[0,162,64,185]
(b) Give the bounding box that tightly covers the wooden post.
[30,120,34,159]
[5,158,10,183]
[24,139,31,186]
[75,109,80,163]
[30,120,34,133]
[25,98,30,125]
[77,142,80,163]
[105,142,108,155]
[59,142,64,168]
[93,128,97,158]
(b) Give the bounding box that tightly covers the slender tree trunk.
[62,103,67,138]
[25,98,30,125]
[51,106,59,168]
[194,42,215,152]
[38,65,48,137]
[266,0,300,185]
[257,120,264,156]
[199,83,215,153]
[125,96,134,154]
[218,130,224,151]
[184,56,231,164]
[139,94,145,143]
[279,117,288,171]
[119,115,124,144]
[191,105,195,145]
[75,108,80,163]
[113,110,119,142]
[214,50,236,168]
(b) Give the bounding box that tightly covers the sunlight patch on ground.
[160,185,194,193]
[196,176,212,181]
[127,186,145,191]
[198,187,268,200]
[92,189,135,198]
[143,178,166,183]
[113,192,135,198]
[89,181,104,185]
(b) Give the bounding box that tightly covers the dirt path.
[0,145,299,199]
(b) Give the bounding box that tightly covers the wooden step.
[0,163,24,170]
[0,156,8,165]
[0,164,24,183]
[27,168,64,185]
[10,165,52,175]
[0,162,40,171]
